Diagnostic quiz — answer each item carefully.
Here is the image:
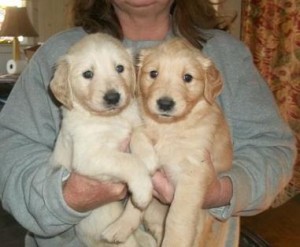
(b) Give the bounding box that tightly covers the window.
[0,0,25,43]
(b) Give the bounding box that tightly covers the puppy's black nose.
[157,97,175,112]
[104,90,120,105]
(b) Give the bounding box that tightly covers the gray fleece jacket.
[0,27,296,247]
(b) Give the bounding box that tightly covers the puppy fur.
[104,38,233,247]
[49,33,155,247]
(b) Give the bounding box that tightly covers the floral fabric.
[241,0,300,206]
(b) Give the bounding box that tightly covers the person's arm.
[206,34,296,220]
[0,54,81,236]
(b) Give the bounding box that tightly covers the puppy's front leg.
[162,160,212,247]
[101,126,161,245]
[143,198,168,246]
[130,127,159,174]
[73,149,152,209]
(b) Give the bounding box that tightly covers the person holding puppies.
[0,0,296,247]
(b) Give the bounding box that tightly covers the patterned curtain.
[241,0,300,206]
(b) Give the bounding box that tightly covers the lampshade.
[0,7,38,37]
[0,7,38,61]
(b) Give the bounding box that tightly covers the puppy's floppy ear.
[199,57,223,104]
[50,57,73,109]
[126,48,138,97]
[135,48,151,97]
[129,64,137,98]
[136,49,147,74]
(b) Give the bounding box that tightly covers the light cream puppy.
[49,33,154,247]
[103,38,233,247]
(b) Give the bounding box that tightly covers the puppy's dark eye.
[116,65,124,73]
[150,70,158,79]
[83,70,94,79]
[183,73,193,83]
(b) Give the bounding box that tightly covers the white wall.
[31,0,69,42]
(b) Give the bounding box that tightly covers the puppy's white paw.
[129,175,153,209]
[143,154,159,175]
[101,222,132,244]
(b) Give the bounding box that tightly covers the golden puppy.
[103,38,233,247]
[49,33,154,247]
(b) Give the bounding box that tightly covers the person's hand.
[63,172,128,212]
[202,151,233,209]
[63,137,131,212]
[152,170,174,204]
[151,151,233,209]
[203,175,233,209]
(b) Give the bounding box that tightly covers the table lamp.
[0,7,38,61]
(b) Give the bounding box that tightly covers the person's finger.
[119,136,131,152]
[152,170,174,204]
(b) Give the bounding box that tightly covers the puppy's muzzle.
[104,90,121,106]
[157,97,175,112]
